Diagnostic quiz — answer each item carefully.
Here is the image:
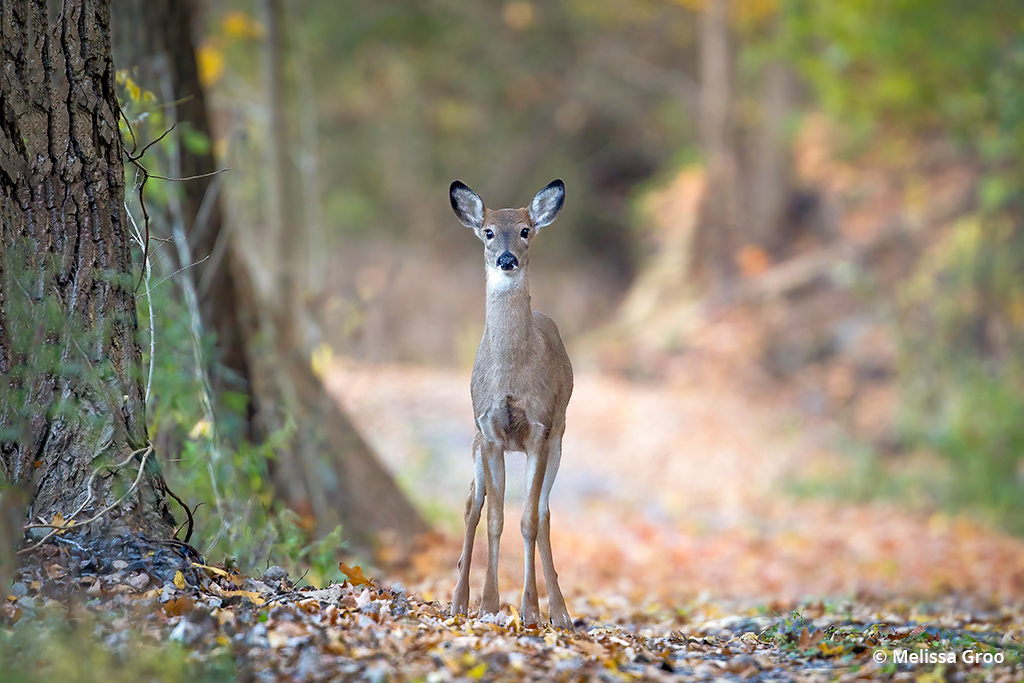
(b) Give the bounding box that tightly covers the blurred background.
[113,0,1024,607]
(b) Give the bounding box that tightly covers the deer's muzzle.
[497,252,519,271]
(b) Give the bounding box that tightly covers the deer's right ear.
[450,181,485,229]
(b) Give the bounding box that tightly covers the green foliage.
[780,0,1024,530]
[270,513,346,587]
[0,605,234,683]
[203,0,700,278]
[120,88,342,577]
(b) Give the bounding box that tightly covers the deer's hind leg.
[520,427,550,625]
[452,433,485,616]
[537,428,571,629]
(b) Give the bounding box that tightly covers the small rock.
[294,647,322,679]
[168,618,204,645]
[244,623,269,649]
[111,560,128,570]
[262,566,289,583]
[8,582,27,598]
[126,572,150,591]
[363,660,392,683]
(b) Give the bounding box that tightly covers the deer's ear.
[450,181,485,229]
[528,179,565,229]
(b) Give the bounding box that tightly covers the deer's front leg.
[480,442,505,615]
[452,436,484,616]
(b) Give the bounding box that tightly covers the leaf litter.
[7,343,1024,680]
[4,544,1024,681]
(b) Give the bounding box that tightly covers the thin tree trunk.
[0,0,175,540]
[690,0,739,287]
[112,0,429,551]
[259,0,429,548]
[112,0,259,442]
[746,61,795,254]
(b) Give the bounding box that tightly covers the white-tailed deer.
[448,179,574,629]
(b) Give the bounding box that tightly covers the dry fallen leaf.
[163,596,194,617]
[173,570,186,590]
[192,562,228,578]
[339,562,371,587]
[798,627,824,650]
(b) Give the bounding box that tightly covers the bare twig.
[148,168,231,182]
[126,198,156,404]
[160,67,229,554]
[20,446,154,554]
[128,122,177,161]
[145,254,211,294]
[165,485,195,544]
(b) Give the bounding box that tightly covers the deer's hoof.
[521,607,540,626]
[550,610,574,631]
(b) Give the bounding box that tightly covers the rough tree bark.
[0,0,175,541]
[111,0,428,551]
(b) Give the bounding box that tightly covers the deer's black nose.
[497,252,518,270]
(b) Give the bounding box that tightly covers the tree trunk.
[112,0,429,551]
[111,0,258,442]
[259,0,429,549]
[690,0,739,287]
[0,0,175,541]
[746,61,794,254]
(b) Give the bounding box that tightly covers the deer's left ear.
[528,179,565,230]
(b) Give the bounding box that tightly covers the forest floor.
[5,359,1024,681]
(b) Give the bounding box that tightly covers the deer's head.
[450,179,565,278]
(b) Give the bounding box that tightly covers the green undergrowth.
[0,606,234,683]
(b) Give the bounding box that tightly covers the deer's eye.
[484,229,494,239]
[521,228,530,239]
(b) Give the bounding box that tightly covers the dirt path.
[326,362,1024,620]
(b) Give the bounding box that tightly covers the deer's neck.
[483,267,534,358]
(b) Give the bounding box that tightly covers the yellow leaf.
[509,604,522,633]
[220,589,266,606]
[467,662,488,679]
[189,418,212,440]
[196,45,225,88]
[192,562,228,578]
[819,641,846,656]
[338,562,371,587]
[222,11,266,39]
[173,570,186,590]
[126,77,140,103]
[311,342,334,380]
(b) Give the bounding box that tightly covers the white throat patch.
[485,263,524,292]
